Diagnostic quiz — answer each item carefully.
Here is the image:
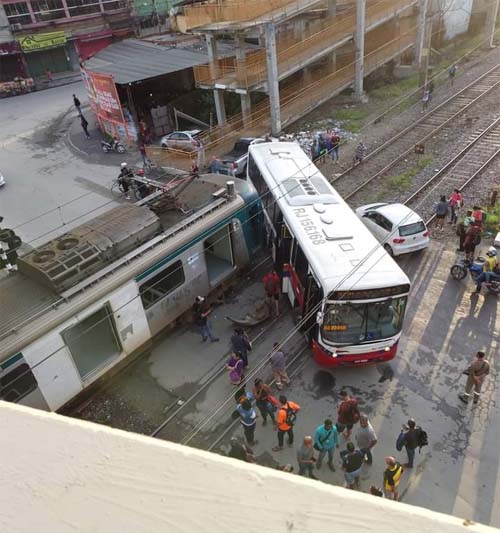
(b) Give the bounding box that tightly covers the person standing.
[269,342,290,390]
[272,395,300,451]
[228,437,255,463]
[398,418,421,468]
[434,196,449,231]
[297,436,318,479]
[236,399,258,446]
[448,64,457,87]
[46,69,53,85]
[355,414,378,465]
[459,351,490,405]
[230,328,252,369]
[252,378,276,426]
[448,188,464,224]
[80,115,90,139]
[337,390,360,440]
[192,296,219,342]
[331,130,341,162]
[463,224,481,262]
[383,456,403,500]
[421,88,430,112]
[73,94,82,116]
[139,141,149,167]
[313,418,339,471]
[226,352,245,386]
[263,269,280,317]
[340,442,364,489]
[456,210,474,252]
[210,156,219,174]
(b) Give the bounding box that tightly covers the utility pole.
[265,22,281,136]
[422,8,433,89]
[354,0,366,100]
[484,0,500,48]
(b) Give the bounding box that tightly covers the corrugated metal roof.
[84,39,209,84]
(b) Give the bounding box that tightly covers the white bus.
[248,142,411,367]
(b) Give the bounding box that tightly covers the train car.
[0,175,261,411]
[248,142,411,367]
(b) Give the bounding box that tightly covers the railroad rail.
[332,62,500,202]
[403,114,500,224]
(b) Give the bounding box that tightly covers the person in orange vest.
[272,395,300,452]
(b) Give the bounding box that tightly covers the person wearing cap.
[192,296,219,343]
[383,457,403,500]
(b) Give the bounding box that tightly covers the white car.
[160,130,202,151]
[356,203,430,256]
[0,171,5,187]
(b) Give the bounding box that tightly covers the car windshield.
[322,296,407,344]
[399,221,426,236]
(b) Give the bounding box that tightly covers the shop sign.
[19,31,67,51]
[83,70,125,124]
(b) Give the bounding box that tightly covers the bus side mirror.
[316,311,323,325]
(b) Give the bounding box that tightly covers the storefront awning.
[84,39,209,84]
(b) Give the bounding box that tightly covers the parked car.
[355,203,430,256]
[0,170,5,187]
[217,137,265,176]
[160,130,202,151]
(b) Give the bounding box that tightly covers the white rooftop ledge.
[0,402,497,533]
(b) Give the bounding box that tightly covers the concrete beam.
[414,0,428,68]
[354,0,365,99]
[265,22,281,136]
[240,93,252,125]
[484,0,500,48]
[327,0,336,17]
[206,35,227,125]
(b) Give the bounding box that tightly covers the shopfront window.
[4,2,32,25]
[31,0,66,21]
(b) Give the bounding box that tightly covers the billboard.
[19,31,66,52]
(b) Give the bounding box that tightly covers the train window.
[0,353,38,403]
[140,260,185,310]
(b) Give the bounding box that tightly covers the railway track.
[403,114,500,224]
[332,63,500,202]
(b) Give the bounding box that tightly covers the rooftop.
[1,401,496,533]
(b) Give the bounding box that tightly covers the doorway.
[62,305,121,380]
[204,224,235,286]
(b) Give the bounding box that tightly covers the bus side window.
[292,240,309,288]
[248,154,266,196]
[0,358,38,403]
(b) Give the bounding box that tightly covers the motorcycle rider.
[474,246,500,293]
[118,162,133,200]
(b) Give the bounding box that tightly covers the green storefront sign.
[19,31,67,52]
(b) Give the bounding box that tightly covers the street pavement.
[0,82,134,249]
[74,235,500,528]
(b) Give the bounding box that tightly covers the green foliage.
[334,108,369,133]
[370,75,419,100]
[387,156,433,192]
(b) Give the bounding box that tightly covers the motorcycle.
[101,138,125,154]
[450,256,500,294]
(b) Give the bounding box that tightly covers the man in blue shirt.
[313,418,339,471]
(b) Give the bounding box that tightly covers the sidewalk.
[66,105,141,167]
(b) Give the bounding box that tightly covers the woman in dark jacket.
[230,328,252,368]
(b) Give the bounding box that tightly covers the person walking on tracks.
[337,390,360,440]
[231,328,252,369]
[383,457,403,500]
[273,395,300,451]
[459,350,490,405]
[263,269,280,317]
[313,418,339,471]
[252,378,277,426]
[331,130,341,162]
[236,398,258,446]
[448,188,464,224]
[355,414,378,465]
[448,64,457,87]
[434,196,449,231]
[192,296,219,343]
[80,115,90,139]
[270,342,290,390]
[226,351,245,386]
[297,436,318,479]
[73,94,82,116]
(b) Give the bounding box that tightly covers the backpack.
[417,427,428,451]
[284,404,298,426]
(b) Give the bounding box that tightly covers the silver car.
[160,130,202,151]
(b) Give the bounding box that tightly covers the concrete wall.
[437,0,474,39]
[1,402,498,533]
[0,4,13,44]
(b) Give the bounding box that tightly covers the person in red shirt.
[337,390,360,440]
[263,269,280,317]
[448,188,464,224]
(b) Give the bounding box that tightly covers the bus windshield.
[322,296,407,345]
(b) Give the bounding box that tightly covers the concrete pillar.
[206,33,227,125]
[414,0,428,68]
[327,51,337,73]
[240,93,252,125]
[303,66,313,86]
[484,0,500,48]
[265,22,281,136]
[354,0,365,100]
[235,33,247,85]
[327,0,336,17]
[294,18,307,40]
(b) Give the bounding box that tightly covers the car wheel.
[383,244,394,256]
